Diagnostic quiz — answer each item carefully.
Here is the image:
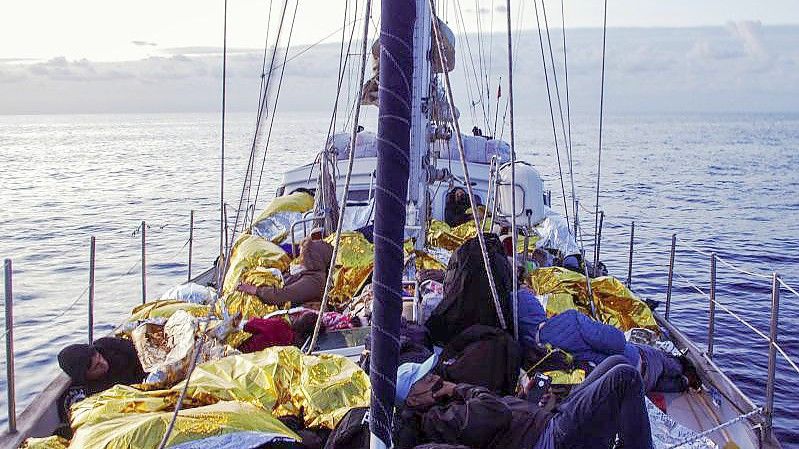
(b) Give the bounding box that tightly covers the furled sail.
[368,0,415,446]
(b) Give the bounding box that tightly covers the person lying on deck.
[58,337,146,395]
[394,353,654,449]
[237,237,334,307]
[517,286,700,393]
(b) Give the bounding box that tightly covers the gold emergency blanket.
[528,267,657,331]
[253,192,315,225]
[219,233,291,318]
[427,220,476,251]
[128,300,210,323]
[325,232,374,306]
[223,234,291,295]
[218,267,286,319]
[67,348,368,448]
[20,436,69,449]
[69,401,299,449]
[179,346,370,429]
[544,369,586,385]
[251,192,316,244]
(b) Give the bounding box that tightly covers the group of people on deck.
[56,187,700,449]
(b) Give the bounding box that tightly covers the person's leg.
[551,362,653,449]
[569,355,628,396]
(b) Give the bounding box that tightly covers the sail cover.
[369,0,415,445]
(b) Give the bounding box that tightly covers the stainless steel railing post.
[763,272,780,438]
[573,200,579,236]
[708,252,717,358]
[4,259,17,434]
[594,210,604,272]
[188,210,194,282]
[141,220,147,304]
[665,234,677,321]
[626,221,635,288]
[88,236,96,344]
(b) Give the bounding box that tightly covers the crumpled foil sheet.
[528,267,658,331]
[647,398,718,449]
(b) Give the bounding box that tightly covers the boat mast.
[369,0,415,447]
[408,0,432,250]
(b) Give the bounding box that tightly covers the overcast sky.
[1,1,798,114]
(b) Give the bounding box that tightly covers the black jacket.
[88,337,146,395]
[396,384,552,449]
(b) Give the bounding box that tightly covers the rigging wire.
[504,0,520,340]
[307,0,373,354]
[560,0,574,160]
[226,0,291,252]
[593,0,609,259]
[453,0,490,129]
[218,0,229,277]
[159,3,296,448]
[540,0,577,223]
[430,0,507,330]
[532,0,571,230]
[250,0,306,213]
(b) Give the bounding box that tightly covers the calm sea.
[0,111,797,446]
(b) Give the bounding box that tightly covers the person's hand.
[433,381,456,400]
[237,283,258,295]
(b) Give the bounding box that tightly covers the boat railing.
[2,205,798,442]
[575,204,799,443]
[1,214,197,435]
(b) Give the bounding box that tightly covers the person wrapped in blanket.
[237,237,334,307]
[394,350,654,449]
[238,308,363,353]
[57,337,147,427]
[516,286,700,393]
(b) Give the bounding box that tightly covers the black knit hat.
[58,344,96,384]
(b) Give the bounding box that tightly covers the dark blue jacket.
[517,287,548,350]
[538,309,640,366]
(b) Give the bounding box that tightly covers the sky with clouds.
[1,1,798,115]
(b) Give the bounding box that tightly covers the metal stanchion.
[708,252,717,358]
[4,259,17,434]
[763,272,780,438]
[141,220,147,304]
[594,210,604,272]
[88,236,96,344]
[573,200,579,236]
[626,221,635,288]
[188,210,194,282]
[665,234,677,321]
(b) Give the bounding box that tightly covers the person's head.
[58,344,110,384]
[297,238,334,272]
[395,350,440,403]
[289,187,315,197]
[290,311,319,345]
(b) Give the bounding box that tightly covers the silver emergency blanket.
[647,399,718,449]
[168,431,297,449]
[419,280,443,325]
[251,211,307,244]
[159,283,217,305]
[339,199,375,231]
[533,208,580,257]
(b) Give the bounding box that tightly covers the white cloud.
[0,24,797,115]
